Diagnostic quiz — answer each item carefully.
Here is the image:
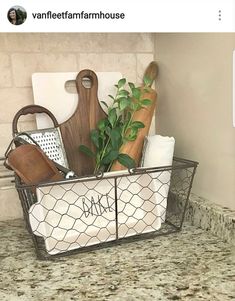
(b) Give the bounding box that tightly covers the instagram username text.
[32,11,125,20]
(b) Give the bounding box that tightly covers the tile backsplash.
[0,33,156,220]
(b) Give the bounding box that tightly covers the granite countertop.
[0,219,234,301]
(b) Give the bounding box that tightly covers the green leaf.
[108,95,115,100]
[102,150,119,165]
[105,126,112,136]
[127,127,138,141]
[100,101,109,108]
[132,88,141,100]
[143,75,152,87]
[127,135,137,141]
[117,154,136,169]
[130,102,141,111]
[104,144,112,156]
[98,119,107,131]
[118,78,126,88]
[126,136,136,141]
[117,90,129,97]
[141,99,152,106]
[98,136,105,150]
[108,108,117,127]
[128,82,135,90]
[131,127,138,135]
[126,111,132,122]
[143,88,150,93]
[116,115,123,127]
[90,129,99,148]
[131,121,145,129]
[119,97,130,111]
[122,111,132,133]
[79,145,95,158]
[110,128,122,150]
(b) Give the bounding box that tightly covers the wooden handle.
[75,69,105,129]
[12,105,59,134]
[143,61,158,88]
[60,69,106,176]
[76,69,98,98]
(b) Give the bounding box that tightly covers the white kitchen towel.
[141,135,175,222]
[141,135,175,167]
[29,172,162,255]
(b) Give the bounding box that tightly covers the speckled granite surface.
[183,194,235,245]
[0,219,234,301]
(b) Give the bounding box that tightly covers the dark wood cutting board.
[60,69,106,176]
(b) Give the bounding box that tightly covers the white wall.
[155,33,235,209]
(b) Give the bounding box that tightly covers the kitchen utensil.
[111,61,158,171]
[5,144,63,185]
[12,105,69,168]
[13,133,75,179]
[32,71,122,128]
[59,69,106,176]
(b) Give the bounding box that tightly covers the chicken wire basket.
[16,157,198,260]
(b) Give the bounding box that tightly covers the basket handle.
[12,105,59,135]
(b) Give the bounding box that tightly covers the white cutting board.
[32,72,122,129]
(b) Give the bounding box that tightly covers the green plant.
[79,77,152,173]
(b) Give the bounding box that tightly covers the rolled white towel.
[141,135,175,223]
[141,135,175,168]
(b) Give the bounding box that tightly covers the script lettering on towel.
[82,194,114,218]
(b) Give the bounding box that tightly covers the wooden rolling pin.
[111,61,158,171]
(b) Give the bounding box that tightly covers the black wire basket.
[16,157,198,260]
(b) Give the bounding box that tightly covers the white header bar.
[1,0,235,32]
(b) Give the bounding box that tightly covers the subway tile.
[79,53,137,83]
[105,33,154,53]
[0,121,37,159]
[0,123,12,156]
[18,120,37,132]
[42,33,104,52]
[0,53,12,87]
[11,53,78,87]
[42,33,154,53]
[5,33,42,52]
[0,88,34,123]
[0,34,7,51]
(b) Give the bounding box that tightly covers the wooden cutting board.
[32,70,122,175]
[59,69,106,175]
[32,71,122,129]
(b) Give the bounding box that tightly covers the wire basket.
[15,157,198,260]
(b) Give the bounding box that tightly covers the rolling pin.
[111,61,158,171]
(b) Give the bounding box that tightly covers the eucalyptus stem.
[79,78,152,173]
[94,88,122,172]
[122,110,135,139]
[95,136,111,172]
[106,161,113,172]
